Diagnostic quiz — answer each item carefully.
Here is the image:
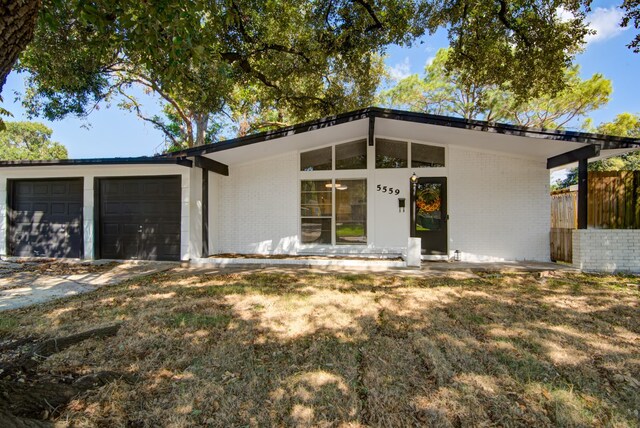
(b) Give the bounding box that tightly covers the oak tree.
[0,121,67,160]
[381,48,612,130]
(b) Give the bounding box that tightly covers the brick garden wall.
[573,229,640,273]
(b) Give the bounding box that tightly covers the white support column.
[180,169,192,261]
[188,167,203,259]
[0,177,7,256]
[83,175,95,259]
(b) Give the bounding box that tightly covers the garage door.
[8,178,84,258]
[97,176,181,261]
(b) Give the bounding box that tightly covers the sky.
[1,0,638,159]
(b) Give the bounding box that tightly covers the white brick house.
[0,108,637,264]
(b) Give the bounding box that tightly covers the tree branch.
[497,0,531,46]
[117,88,179,147]
[352,0,383,32]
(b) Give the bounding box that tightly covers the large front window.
[335,180,367,244]
[301,180,332,244]
[300,179,367,245]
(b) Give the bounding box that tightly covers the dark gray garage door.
[8,178,84,258]
[97,176,181,261]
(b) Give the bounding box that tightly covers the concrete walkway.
[0,261,176,311]
[0,258,576,312]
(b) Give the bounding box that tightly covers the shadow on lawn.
[3,271,638,427]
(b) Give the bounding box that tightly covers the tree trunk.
[0,0,41,94]
[0,324,121,376]
[194,112,209,146]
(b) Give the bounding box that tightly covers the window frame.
[299,177,367,247]
[297,136,447,248]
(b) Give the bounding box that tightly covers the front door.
[411,177,447,255]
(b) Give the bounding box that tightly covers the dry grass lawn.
[1,268,639,427]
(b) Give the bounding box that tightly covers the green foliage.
[0,121,68,160]
[621,0,640,52]
[380,48,612,129]
[428,0,592,101]
[19,0,423,148]
[584,112,640,138]
[13,0,604,149]
[552,113,640,189]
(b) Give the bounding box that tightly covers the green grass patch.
[335,225,365,237]
[0,314,18,334]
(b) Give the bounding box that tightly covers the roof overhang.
[0,157,192,168]
[164,108,639,168]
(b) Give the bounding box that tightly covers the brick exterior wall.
[573,229,640,273]
[447,147,551,261]
[214,153,299,254]
[211,146,551,261]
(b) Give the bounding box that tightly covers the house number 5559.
[377,184,400,195]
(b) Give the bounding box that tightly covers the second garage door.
[97,176,182,261]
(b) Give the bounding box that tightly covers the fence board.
[551,191,577,229]
[552,171,639,230]
[550,228,573,263]
[550,171,639,263]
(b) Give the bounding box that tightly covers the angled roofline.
[0,156,192,168]
[161,107,640,158]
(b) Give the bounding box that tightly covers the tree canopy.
[0,121,68,160]
[552,113,640,189]
[3,0,637,147]
[380,48,612,129]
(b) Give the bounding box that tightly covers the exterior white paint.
[573,229,640,273]
[211,136,551,261]
[213,152,299,254]
[447,147,550,261]
[0,164,195,261]
[0,118,574,264]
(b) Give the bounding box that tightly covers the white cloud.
[585,7,627,44]
[556,6,627,46]
[555,7,575,23]
[388,57,411,81]
[425,56,436,68]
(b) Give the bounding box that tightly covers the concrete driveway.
[0,260,176,311]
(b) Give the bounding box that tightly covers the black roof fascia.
[160,108,371,158]
[372,108,640,149]
[547,144,601,169]
[0,157,193,168]
[193,155,229,176]
[161,107,640,159]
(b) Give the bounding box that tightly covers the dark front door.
[411,177,447,255]
[8,178,83,258]
[97,176,181,261]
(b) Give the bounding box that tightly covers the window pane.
[375,139,407,168]
[335,179,366,245]
[416,182,443,231]
[301,180,332,217]
[336,139,367,170]
[301,180,332,244]
[300,147,332,171]
[301,218,332,244]
[412,143,445,167]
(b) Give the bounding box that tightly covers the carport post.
[577,158,588,229]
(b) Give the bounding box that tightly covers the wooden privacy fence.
[588,171,640,229]
[550,171,640,263]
